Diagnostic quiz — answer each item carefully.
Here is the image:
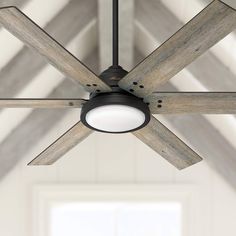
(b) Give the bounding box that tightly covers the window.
[50,202,182,236]
[33,185,194,236]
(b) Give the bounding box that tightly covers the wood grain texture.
[147,92,236,114]
[0,6,111,93]
[28,121,93,165]
[0,0,96,98]
[2,51,236,190]
[136,0,236,92]
[221,0,236,10]
[133,116,202,170]
[136,0,236,119]
[0,43,98,178]
[0,0,27,8]
[0,77,85,178]
[0,99,86,108]
[119,0,236,98]
[159,84,236,187]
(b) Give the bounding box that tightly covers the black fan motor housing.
[80,92,150,133]
[81,66,151,133]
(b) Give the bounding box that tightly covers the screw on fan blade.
[146,92,236,114]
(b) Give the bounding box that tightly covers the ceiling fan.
[0,0,235,169]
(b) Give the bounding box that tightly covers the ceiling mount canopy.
[0,0,235,170]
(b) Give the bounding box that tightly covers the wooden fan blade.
[0,98,86,108]
[0,6,111,93]
[119,0,236,98]
[28,122,92,165]
[147,92,236,114]
[133,116,202,170]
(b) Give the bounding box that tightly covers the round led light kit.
[80,93,150,133]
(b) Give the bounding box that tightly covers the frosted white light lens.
[85,105,146,132]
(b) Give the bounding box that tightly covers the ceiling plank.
[98,0,134,71]
[0,0,97,98]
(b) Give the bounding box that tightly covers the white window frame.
[32,184,197,236]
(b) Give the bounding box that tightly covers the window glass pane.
[50,202,182,236]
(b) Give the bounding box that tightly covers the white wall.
[0,110,236,236]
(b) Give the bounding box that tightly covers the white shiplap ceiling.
[0,0,235,189]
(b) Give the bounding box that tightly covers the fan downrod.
[80,0,151,133]
[98,0,127,92]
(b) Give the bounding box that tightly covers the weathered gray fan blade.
[0,6,111,93]
[133,116,202,170]
[147,92,236,114]
[0,98,87,108]
[119,0,236,98]
[28,122,92,165]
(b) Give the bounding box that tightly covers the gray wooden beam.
[136,0,182,45]
[0,0,97,98]
[98,0,134,71]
